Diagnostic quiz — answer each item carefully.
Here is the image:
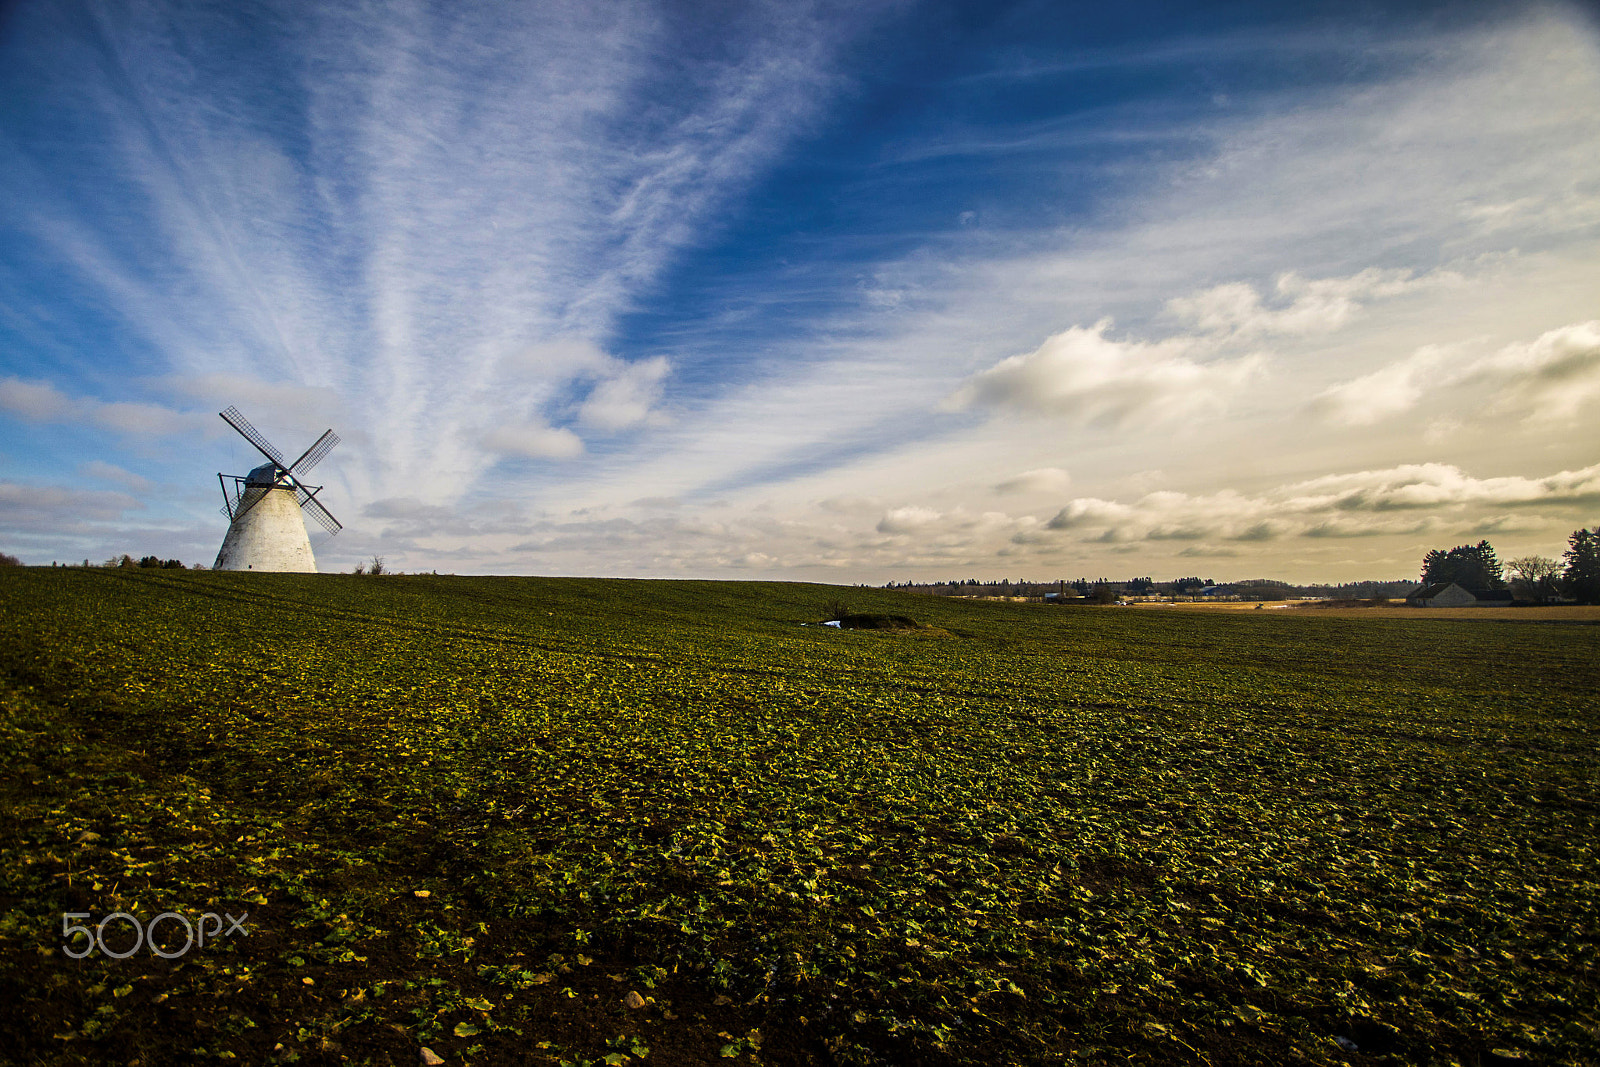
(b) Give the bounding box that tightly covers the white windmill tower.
[213,406,343,572]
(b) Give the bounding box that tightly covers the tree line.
[881,575,1410,601]
[877,526,1600,606]
[1420,528,1599,604]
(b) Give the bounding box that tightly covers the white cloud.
[578,356,671,431]
[0,377,211,439]
[0,377,74,421]
[1471,319,1600,421]
[1036,462,1600,547]
[876,505,943,534]
[1309,344,1451,426]
[79,461,155,493]
[993,467,1071,494]
[1045,497,1137,531]
[94,401,208,438]
[0,481,144,530]
[943,264,1465,432]
[1280,462,1600,512]
[169,375,343,439]
[482,423,585,460]
[361,496,535,540]
[944,320,1263,427]
[1165,268,1435,338]
[1312,320,1600,426]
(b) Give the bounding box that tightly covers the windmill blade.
[288,429,339,475]
[234,484,272,521]
[298,489,343,535]
[281,468,343,535]
[219,406,287,468]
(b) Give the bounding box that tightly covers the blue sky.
[2,0,1598,580]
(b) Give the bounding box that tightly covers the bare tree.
[1508,555,1561,603]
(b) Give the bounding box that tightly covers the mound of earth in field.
[837,612,921,630]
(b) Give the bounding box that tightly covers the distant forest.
[876,576,1415,601]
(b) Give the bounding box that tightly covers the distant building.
[1405,582,1513,608]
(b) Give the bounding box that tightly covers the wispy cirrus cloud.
[3,0,892,503]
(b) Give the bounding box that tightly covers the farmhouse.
[1405,582,1513,608]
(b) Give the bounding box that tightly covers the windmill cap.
[245,461,284,487]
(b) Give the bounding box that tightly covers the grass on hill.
[1,567,1597,1066]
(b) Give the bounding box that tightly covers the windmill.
[213,406,342,572]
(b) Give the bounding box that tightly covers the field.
[1,568,1596,1066]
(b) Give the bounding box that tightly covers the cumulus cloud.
[0,481,143,531]
[1280,462,1600,512]
[993,467,1071,494]
[578,356,671,431]
[1045,497,1138,530]
[944,320,1263,427]
[946,265,1461,431]
[874,505,1042,545]
[0,378,74,421]
[1166,268,1437,338]
[482,423,585,460]
[1309,345,1452,426]
[876,505,943,534]
[1470,320,1600,420]
[95,401,207,438]
[0,377,210,438]
[1039,461,1600,546]
[1313,321,1600,426]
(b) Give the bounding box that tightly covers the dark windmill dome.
[245,461,282,488]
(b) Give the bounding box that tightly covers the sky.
[1,0,1597,583]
